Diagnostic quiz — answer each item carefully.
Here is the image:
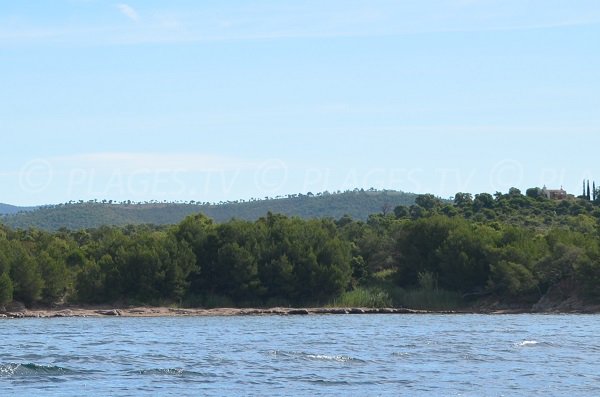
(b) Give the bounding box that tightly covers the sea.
[1,314,599,396]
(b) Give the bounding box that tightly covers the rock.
[168,309,191,315]
[330,308,349,314]
[129,309,149,314]
[239,309,259,315]
[287,309,310,315]
[312,308,344,314]
[363,308,380,314]
[51,313,66,317]
[51,310,73,318]
[349,308,365,314]
[96,309,121,316]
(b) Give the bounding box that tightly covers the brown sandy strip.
[0,306,470,319]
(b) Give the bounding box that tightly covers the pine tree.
[583,180,586,197]
[0,272,13,306]
[594,182,597,201]
[587,180,591,200]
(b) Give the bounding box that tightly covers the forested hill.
[0,203,35,216]
[2,187,600,312]
[1,190,417,231]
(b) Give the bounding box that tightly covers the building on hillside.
[541,186,567,200]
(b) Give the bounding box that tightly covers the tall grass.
[329,287,393,308]
[361,269,465,311]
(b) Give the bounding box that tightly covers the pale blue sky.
[1,0,599,205]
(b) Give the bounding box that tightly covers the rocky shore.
[0,306,463,319]
[2,303,600,319]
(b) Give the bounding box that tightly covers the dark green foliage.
[473,193,494,210]
[1,187,600,308]
[393,216,496,293]
[488,260,537,296]
[526,188,543,199]
[0,272,13,305]
[454,193,473,208]
[393,205,408,219]
[414,194,442,210]
[10,250,44,305]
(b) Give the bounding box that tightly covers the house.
[541,186,567,200]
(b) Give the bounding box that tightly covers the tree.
[216,242,260,301]
[259,254,294,301]
[454,193,473,208]
[488,260,537,296]
[393,205,408,219]
[10,250,44,305]
[415,194,441,210]
[526,187,543,199]
[0,272,13,306]
[587,180,591,201]
[38,252,68,304]
[394,215,456,286]
[158,236,196,302]
[76,260,105,303]
[381,202,392,216]
[508,187,522,197]
[436,224,496,292]
[473,193,494,211]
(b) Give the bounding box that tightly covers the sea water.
[1,314,599,396]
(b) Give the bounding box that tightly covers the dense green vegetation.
[1,189,416,231]
[0,203,35,216]
[1,187,600,310]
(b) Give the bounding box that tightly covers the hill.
[0,189,417,231]
[0,203,35,216]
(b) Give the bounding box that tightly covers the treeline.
[0,213,352,307]
[1,189,417,231]
[1,187,600,309]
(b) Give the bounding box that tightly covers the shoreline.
[2,305,599,319]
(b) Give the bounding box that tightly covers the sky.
[1,0,599,206]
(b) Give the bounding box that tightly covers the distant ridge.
[1,189,417,231]
[0,203,36,216]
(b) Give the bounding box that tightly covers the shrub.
[329,287,392,308]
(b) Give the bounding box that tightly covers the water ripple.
[266,350,365,363]
[2,315,600,396]
[0,363,79,377]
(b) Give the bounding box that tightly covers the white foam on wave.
[305,354,353,362]
[267,350,358,363]
[517,340,539,347]
[0,363,73,377]
[0,364,19,377]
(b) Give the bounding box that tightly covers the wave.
[0,363,77,377]
[516,340,552,348]
[133,368,217,377]
[267,350,364,363]
[518,340,539,347]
